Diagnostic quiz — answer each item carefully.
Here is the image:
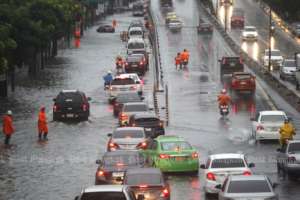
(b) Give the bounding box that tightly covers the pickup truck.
[262,49,283,70]
[219,56,244,82]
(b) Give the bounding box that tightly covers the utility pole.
[216,0,219,17]
[224,4,228,32]
[268,8,272,72]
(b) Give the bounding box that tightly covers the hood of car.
[223,192,276,199]
[112,138,145,145]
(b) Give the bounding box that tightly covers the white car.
[127,38,147,55]
[168,18,183,31]
[108,76,140,101]
[263,49,284,70]
[118,73,143,95]
[252,110,287,142]
[200,153,254,195]
[241,26,258,41]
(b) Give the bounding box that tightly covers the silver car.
[279,59,297,81]
[217,175,278,200]
[277,140,300,180]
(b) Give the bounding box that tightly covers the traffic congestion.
[1,0,300,200]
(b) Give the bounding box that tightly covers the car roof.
[127,54,144,58]
[233,72,252,75]
[229,175,267,181]
[103,150,141,157]
[209,153,245,160]
[126,167,162,175]
[244,26,256,29]
[129,27,143,31]
[132,112,158,119]
[120,73,139,77]
[156,135,184,142]
[115,127,144,131]
[124,102,147,106]
[128,38,145,43]
[288,140,300,144]
[83,185,127,193]
[61,89,79,93]
[259,110,286,116]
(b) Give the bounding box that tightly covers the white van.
[127,38,146,54]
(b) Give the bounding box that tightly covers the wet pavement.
[0,0,300,200]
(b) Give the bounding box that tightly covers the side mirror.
[53,98,56,102]
[87,97,92,101]
[107,133,112,137]
[272,182,279,188]
[288,117,293,121]
[248,163,255,168]
[215,184,222,190]
[137,194,145,200]
[74,196,79,200]
[200,164,206,169]
[96,160,102,165]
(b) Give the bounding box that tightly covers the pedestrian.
[112,19,117,28]
[2,110,15,145]
[175,52,181,70]
[38,106,48,140]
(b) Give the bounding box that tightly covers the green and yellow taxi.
[142,135,199,173]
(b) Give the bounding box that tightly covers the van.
[127,38,146,54]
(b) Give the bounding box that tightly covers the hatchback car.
[230,72,256,94]
[112,93,144,117]
[97,25,115,33]
[217,175,278,200]
[277,140,300,180]
[125,54,148,75]
[119,102,149,126]
[279,59,297,81]
[123,168,170,200]
[129,112,165,138]
[74,185,138,200]
[200,153,255,195]
[168,18,183,32]
[143,135,199,173]
[53,90,91,121]
[107,127,148,151]
[252,110,288,142]
[95,151,146,185]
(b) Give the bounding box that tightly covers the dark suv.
[125,54,147,75]
[219,56,244,82]
[129,112,165,138]
[53,90,91,121]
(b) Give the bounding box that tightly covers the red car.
[231,8,245,29]
[231,72,256,93]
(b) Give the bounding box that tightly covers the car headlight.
[253,32,258,36]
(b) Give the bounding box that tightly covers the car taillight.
[137,142,147,149]
[232,79,238,86]
[97,170,105,177]
[161,188,170,198]
[159,154,170,159]
[222,59,227,65]
[82,104,88,111]
[125,62,129,66]
[110,87,117,91]
[191,152,198,159]
[256,125,264,131]
[288,156,296,162]
[109,142,119,151]
[130,86,137,90]
[243,171,252,176]
[53,104,59,112]
[206,172,216,181]
[139,61,144,66]
[139,184,148,188]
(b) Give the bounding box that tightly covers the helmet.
[7,110,12,115]
[40,106,46,112]
[184,49,187,52]
[221,89,227,94]
[107,70,112,74]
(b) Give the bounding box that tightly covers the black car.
[97,25,115,33]
[123,168,170,200]
[52,90,91,121]
[95,151,146,185]
[112,93,144,117]
[125,54,147,75]
[219,56,244,82]
[129,112,165,138]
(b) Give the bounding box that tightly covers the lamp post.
[216,0,219,17]
[224,4,228,32]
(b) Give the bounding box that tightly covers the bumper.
[255,131,279,140]
[204,181,221,194]
[156,159,199,172]
[53,112,89,120]
[280,72,295,80]
[242,36,257,41]
[232,86,256,92]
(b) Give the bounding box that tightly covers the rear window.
[113,129,144,138]
[233,9,244,16]
[125,174,162,185]
[103,154,141,166]
[81,192,126,200]
[127,56,142,62]
[57,92,83,103]
[129,30,143,36]
[234,74,252,80]
[227,180,271,193]
[161,141,192,151]
[124,104,147,112]
[136,118,159,123]
[288,143,300,153]
[211,158,245,168]
[245,27,256,32]
[260,115,285,123]
[117,95,141,103]
[111,78,135,85]
[284,60,296,68]
[128,42,145,49]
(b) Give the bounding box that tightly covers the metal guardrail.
[199,0,300,112]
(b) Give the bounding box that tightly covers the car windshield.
[265,50,281,56]
[81,192,126,200]
[211,158,245,168]
[117,95,141,103]
[136,117,159,123]
[260,115,285,123]
[284,60,296,68]
[227,180,271,193]
[233,10,244,16]
[128,42,145,49]
[113,130,144,138]
[161,141,192,151]
[103,154,140,166]
[234,74,252,80]
[127,55,143,62]
[57,92,83,104]
[123,104,147,112]
[288,143,300,153]
[130,30,143,36]
[111,78,135,85]
[125,174,162,185]
[245,27,256,32]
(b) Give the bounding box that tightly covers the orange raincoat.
[2,115,14,136]
[38,111,48,133]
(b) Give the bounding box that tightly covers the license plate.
[222,109,227,112]
[132,64,138,67]
[66,114,74,118]
[230,63,235,67]
[145,128,152,131]
[120,88,127,91]
[240,82,246,85]
[175,157,186,161]
[112,172,124,177]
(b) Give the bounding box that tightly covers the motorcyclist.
[116,55,124,68]
[103,70,113,87]
[175,52,181,70]
[180,49,190,66]
[217,89,231,107]
[279,118,296,147]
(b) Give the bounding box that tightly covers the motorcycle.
[219,105,229,117]
[181,59,188,69]
[116,62,124,74]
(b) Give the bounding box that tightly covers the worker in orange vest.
[112,19,117,28]
[38,106,48,140]
[2,110,15,145]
